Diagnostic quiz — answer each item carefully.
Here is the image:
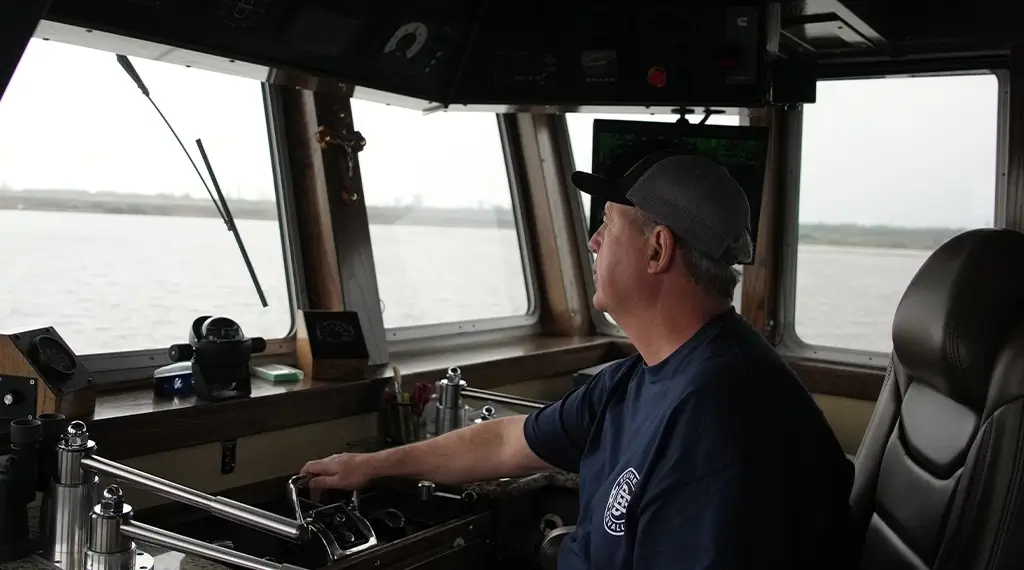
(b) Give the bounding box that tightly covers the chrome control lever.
[287,475,306,523]
[286,476,360,518]
[285,474,378,560]
[417,480,477,503]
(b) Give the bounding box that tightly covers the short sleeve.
[522,356,638,473]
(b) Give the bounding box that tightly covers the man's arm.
[523,356,638,473]
[364,357,623,482]
[303,357,635,490]
[360,416,554,485]
[303,416,553,489]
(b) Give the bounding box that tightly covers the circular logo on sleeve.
[603,467,640,536]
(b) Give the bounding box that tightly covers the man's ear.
[646,227,675,274]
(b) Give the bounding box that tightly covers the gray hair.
[631,210,741,301]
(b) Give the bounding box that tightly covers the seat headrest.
[893,228,1024,409]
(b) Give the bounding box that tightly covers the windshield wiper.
[115,54,268,308]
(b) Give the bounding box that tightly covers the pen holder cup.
[379,401,421,446]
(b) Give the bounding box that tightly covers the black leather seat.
[850,228,1024,570]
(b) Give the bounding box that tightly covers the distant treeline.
[799,224,962,250]
[0,189,967,250]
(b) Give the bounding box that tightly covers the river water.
[0,210,927,356]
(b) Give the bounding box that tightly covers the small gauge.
[581,49,617,83]
[317,320,355,343]
[202,316,244,342]
[383,22,429,59]
[31,335,76,377]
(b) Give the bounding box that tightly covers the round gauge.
[316,320,355,343]
[31,335,77,377]
[383,22,429,59]
[201,316,244,342]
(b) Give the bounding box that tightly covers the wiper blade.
[114,54,267,307]
[196,138,268,307]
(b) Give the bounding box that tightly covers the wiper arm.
[115,54,267,307]
[116,55,226,223]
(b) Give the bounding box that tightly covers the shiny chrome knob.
[100,485,125,514]
[418,480,435,501]
[65,420,89,448]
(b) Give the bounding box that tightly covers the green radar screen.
[587,119,768,260]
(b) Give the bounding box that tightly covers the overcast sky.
[0,37,1000,228]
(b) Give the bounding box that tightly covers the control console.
[451,1,774,107]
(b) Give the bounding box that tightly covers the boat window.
[792,73,999,354]
[564,112,746,324]
[0,39,295,360]
[351,100,533,333]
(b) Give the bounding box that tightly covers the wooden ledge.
[81,335,617,459]
[787,359,885,401]
[609,336,884,401]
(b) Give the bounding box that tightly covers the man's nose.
[588,235,599,254]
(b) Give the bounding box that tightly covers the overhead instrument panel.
[28,0,799,110]
[449,0,773,107]
[212,0,276,31]
[38,0,483,105]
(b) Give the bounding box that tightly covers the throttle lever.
[284,474,378,560]
[287,475,308,522]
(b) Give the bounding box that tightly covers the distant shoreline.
[0,189,968,250]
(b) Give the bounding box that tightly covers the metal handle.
[81,455,305,541]
[287,475,306,522]
[120,521,309,570]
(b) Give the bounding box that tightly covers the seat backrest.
[850,227,1024,570]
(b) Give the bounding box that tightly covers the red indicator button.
[647,66,667,88]
[717,57,739,70]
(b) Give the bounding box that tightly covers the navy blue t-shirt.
[524,308,854,570]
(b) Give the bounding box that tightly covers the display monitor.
[587,118,769,264]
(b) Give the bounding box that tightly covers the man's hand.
[300,452,376,491]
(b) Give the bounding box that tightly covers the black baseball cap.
[571,149,754,264]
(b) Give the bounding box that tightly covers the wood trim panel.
[76,337,613,459]
[310,91,389,365]
[515,114,592,336]
[788,359,885,401]
[277,86,343,311]
[740,108,786,340]
[614,337,884,401]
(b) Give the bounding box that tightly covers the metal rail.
[460,387,547,409]
[81,455,305,541]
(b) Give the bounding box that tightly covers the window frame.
[552,113,620,337]
[775,68,1011,368]
[381,113,542,345]
[78,83,303,385]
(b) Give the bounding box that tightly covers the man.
[301,150,855,569]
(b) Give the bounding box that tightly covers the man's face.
[587,203,652,315]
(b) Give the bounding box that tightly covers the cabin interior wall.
[811,395,875,455]
[488,373,578,403]
[9,31,1021,507]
